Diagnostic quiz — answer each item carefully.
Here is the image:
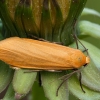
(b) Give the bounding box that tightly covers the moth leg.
[82,49,88,53]
[28,33,63,45]
[47,70,62,72]
[27,33,39,40]
[27,33,48,41]
[56,78,67,96]
[59,69,81,80]
[24,69,41,73]
[38,72,42,86]
[79,72,85,93]
[56,69,82,96]
[71,33,79,49]
[27,33,63,45]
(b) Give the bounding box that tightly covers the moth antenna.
[71,18,87,94]
[72,19,88,55]
[72,19,79,49]
[75,36,88,55]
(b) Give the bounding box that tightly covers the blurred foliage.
[83,0,100,24]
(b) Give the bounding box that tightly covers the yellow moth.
[0,37,89,70]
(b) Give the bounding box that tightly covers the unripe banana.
[41,71,69,100]
[68,75,100,100]
[61,0,87,45]
[2,84,15,100]
[21,0,39,38]
[14,0,27,37]
[0,61,14,93]
[13,69,37,99]
[0,0,18,36]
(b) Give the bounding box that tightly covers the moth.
[0,37,90,96]
[0,37,89,70]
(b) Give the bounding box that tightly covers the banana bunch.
[68,9,100,100]
[0,0,87,43]
[1,0,100,100]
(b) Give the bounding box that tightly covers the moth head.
[83,56,90,67]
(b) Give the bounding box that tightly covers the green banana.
[41,71,69,100]
[2,84,15,100]
[13,69,37,99]
[40,0,52,41]
[73,0,87,23]
[31,81,48,100]
[21,0,39,38]
[51,0,63,42]
[61,0,87,46]
[80,40,100,91]
[0,0,18,36]
[81,57,100,92]
[68,75,100,100]
[0,61,14,93]
[0,18,2,33]
[79,21,100,39]
[14,0,27,37]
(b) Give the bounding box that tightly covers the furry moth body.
[0,37,89,70]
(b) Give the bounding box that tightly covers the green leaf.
[81,8,100,17]
[79,20,100,39]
